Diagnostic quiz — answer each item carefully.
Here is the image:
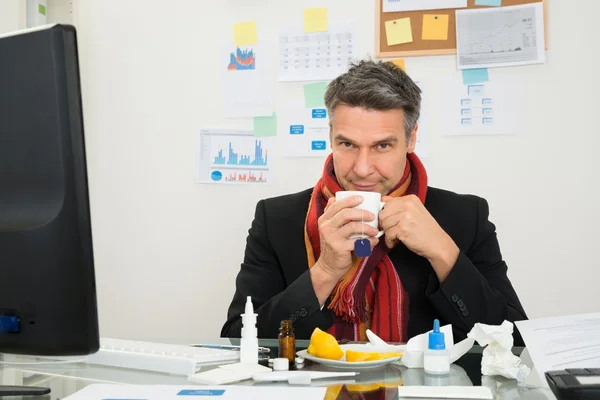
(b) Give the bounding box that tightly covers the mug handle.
[375,201,386,238]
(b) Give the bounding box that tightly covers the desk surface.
[0,339,556,400]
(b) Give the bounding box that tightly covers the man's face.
[330,104,417,195]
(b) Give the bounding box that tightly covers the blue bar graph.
[213,141,268,166]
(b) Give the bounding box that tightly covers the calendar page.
[279,22,357,82]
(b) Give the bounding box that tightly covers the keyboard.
[83,338,240,376]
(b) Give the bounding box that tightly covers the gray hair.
[324,60,422,143]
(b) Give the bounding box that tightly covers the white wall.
[71,0,600,344]
[0,0,25,33]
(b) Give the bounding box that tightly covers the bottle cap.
[273,358,289,371]
[428,319,446,350]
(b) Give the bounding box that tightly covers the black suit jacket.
[221,187,527,345]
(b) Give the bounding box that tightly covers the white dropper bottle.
[423,319,450,375]
[240,296,259,364]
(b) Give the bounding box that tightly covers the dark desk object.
[546,369,600,400]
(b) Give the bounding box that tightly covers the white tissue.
[366,325,474,368]
[468,321,531,382]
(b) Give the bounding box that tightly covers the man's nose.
[353,149,372,177]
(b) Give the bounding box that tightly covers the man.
[221,60,527,345]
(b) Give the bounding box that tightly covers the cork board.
[376,0,548,58]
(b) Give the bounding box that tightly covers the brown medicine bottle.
[278,320,295,364]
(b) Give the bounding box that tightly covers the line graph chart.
[456,3,544,69]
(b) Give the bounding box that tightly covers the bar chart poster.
[196,129,275,184]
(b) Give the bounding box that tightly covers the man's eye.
[341,142,353,148]
[378,143,390,149]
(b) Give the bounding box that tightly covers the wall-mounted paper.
[222,42,274,118]
[280,108,331,158]
[304,8,328,33]
[279,22,356,82]
[422,14,449,40]
[253,114,277,137]
[197,129,275,184]
[233,21,257,47]
[304,82,328,108]
[456,3,545,69]
[385,18,413,46]
[439,74,525,136]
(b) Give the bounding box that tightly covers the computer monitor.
[0,24,99,395]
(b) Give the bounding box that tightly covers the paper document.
[515,313,600,387]
[63,384,326,400]
[197,129,275,184]
[279,22,356,82]
[221,42,274,118]
[280,107,331,158]
[383,0,467,13]
[456,3,545,69]
[439,74,525,136]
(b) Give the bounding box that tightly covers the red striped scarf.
[304,152,428,342]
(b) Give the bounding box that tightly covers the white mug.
[335,191,385,239]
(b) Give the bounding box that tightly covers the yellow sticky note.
[304,8,328,33]
[392,59,406,71]
[385,18,413,46]
[233,21,257,47]
[422,14,449,41]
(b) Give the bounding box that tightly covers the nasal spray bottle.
[423,319,450,375]
[240,296,259,364]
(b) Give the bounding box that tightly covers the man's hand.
[310,195,380,305]
[379,195,459,282]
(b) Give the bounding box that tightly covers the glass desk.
[0,339,556,399]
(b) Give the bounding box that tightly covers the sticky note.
[233,21,257,47]
[38,4,46,16]
[253,113,277,137]
[475,0,502,6]
[392,59,406,71]
[304,82,328,108]
[304,8,328,33]
[462,68,489,85]
[385,18,413,46]
[422,14,449,41]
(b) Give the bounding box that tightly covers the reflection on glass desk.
[1,339,557,400]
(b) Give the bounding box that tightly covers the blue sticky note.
[462,68,489,85]
[475,0,502,6]
[177,390,225,396]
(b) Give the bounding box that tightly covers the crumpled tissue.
[468,321,531,382]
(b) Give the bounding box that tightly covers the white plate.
[296,343,405,370]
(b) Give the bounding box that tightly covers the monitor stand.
[0,386,50,397]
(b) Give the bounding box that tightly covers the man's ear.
[407,123,418,154]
